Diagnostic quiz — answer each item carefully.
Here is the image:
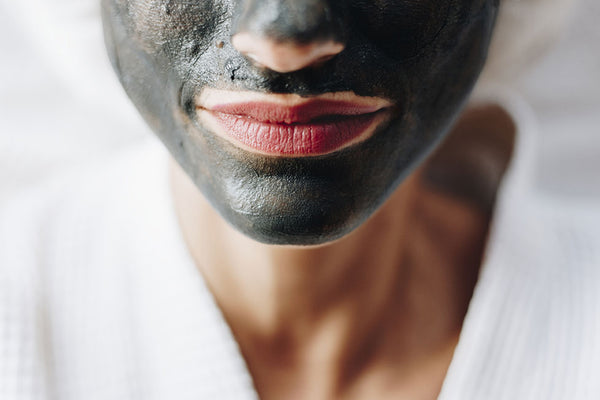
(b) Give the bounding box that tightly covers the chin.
[228,212,358,246]
[214,176,369,245]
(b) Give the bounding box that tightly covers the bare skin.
[171,105,515,400]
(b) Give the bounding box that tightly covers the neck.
[171,157,412,328]
[170,159,488,398]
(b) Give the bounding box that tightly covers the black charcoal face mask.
[101,0,499,245]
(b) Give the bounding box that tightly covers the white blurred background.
[512,0,600,197]
[0,0,598,199]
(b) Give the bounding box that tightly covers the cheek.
[123,0,226,56]
[350,0,452,59]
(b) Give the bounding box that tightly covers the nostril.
[231,33,345,73]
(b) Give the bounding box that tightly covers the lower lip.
[207,111,386,156]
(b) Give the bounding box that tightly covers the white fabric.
[0,140,257,400]
[2,91,600,399]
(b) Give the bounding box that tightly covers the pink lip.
[203,101,390,156]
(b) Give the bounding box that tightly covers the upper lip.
[196,89,393,124]
[207,101,388,124]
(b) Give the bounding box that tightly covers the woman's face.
[101,0,498,245]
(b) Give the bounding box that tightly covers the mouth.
[196,89,393,156]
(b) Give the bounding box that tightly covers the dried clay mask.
[101,0,499,245]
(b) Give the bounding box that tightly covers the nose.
[231,0,345,73]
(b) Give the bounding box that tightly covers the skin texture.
[101,0,499,245]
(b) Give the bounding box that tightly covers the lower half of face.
[101,0,498,245]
